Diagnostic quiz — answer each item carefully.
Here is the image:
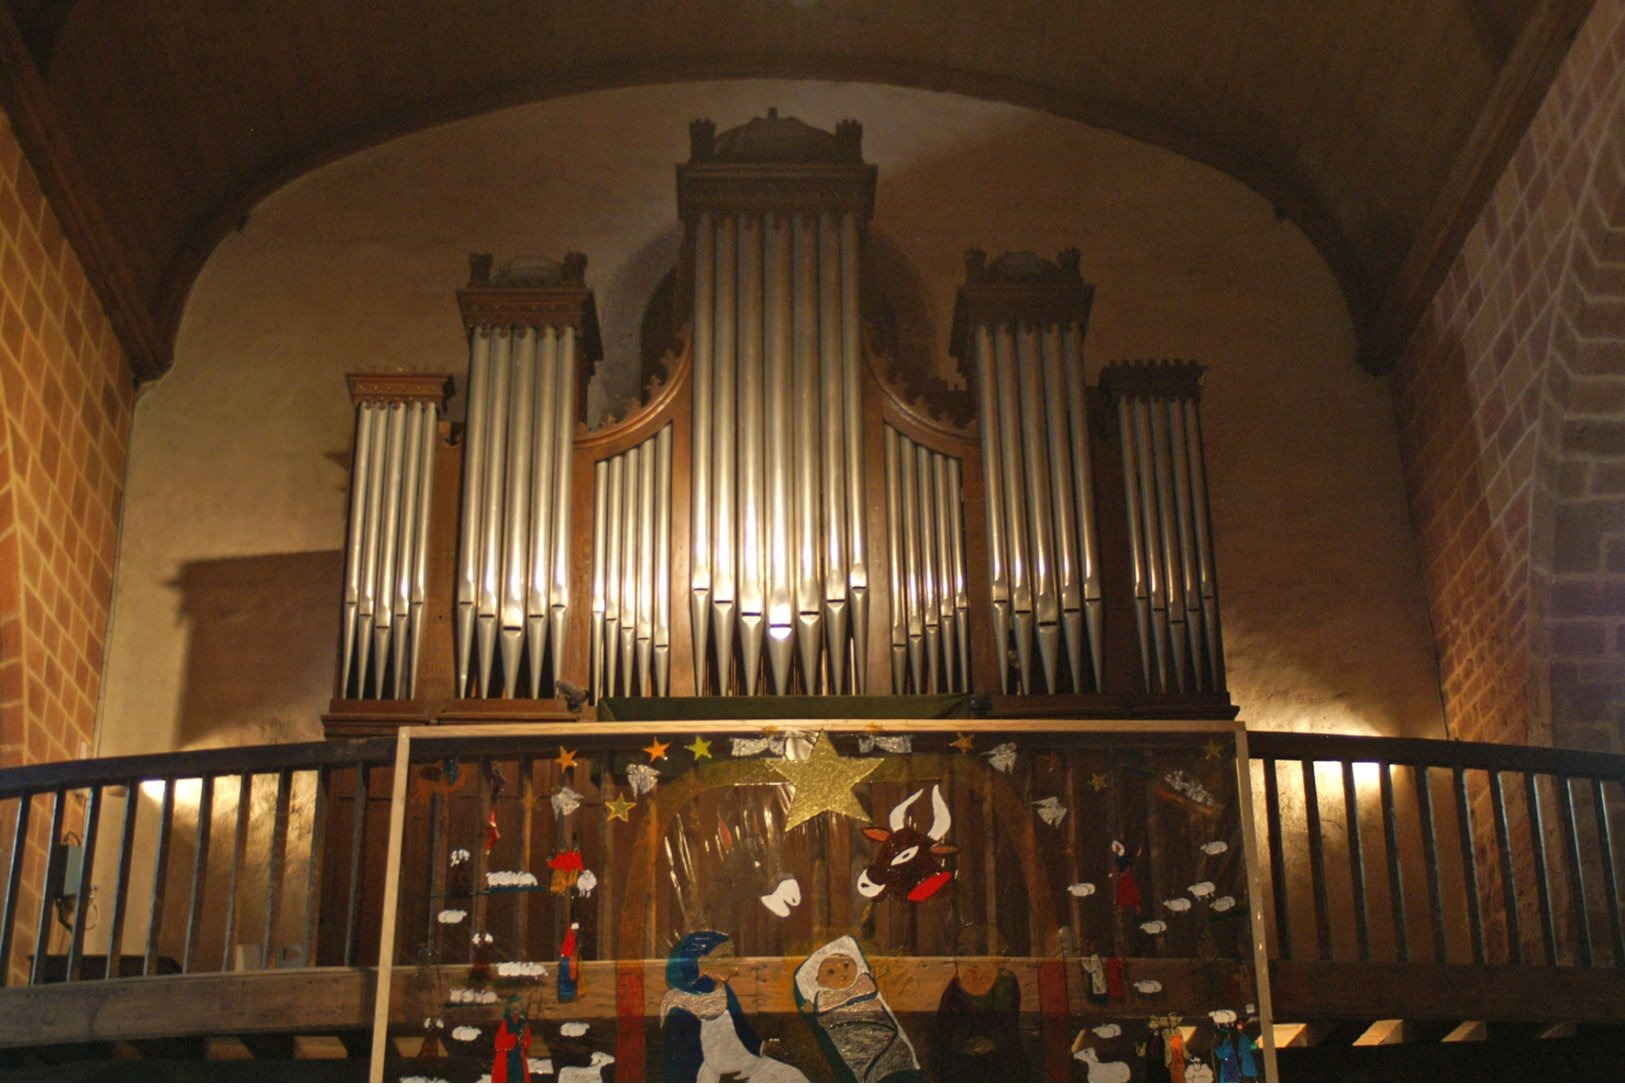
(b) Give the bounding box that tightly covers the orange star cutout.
[949,733,976,753]
[643,738,671,762]
[555,747,578,771]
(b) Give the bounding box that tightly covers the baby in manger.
[793,937,920,1082]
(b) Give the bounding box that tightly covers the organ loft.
[6,19,1625,1071]
[324,109,1233,731]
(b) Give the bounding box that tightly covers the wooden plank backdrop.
[367,720,1273,1082]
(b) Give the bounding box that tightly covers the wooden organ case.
[324,109,1236,731]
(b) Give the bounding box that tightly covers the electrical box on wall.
[48,842,84,900]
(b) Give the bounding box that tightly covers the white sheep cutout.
[557,1051,616,1083]
[1073,1046,1132,1082]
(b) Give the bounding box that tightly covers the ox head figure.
[857,785,958,902]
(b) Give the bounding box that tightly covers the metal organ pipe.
[548,326,577,683]
[689,216,714,692]
[500,329,536,697]
[526,329,559,698]
[764,216,796,694]
[992,324,1035,693]
[340,404,374,697]
[654,424,673,695]
[972,325,1011,693]
[408,403,435,696]
[736,215,766,696]
[1062,323,1103,689]
[839,214,868,694]
[390,402,424,697]
[791,215,823,691]
[476,330,512,694]
[819,213,850,694]
[711,217,738,694]
[455,333,490,697]
[355,401,390,692]
[883,427,908,692]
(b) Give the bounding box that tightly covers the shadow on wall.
[169,551,344,749]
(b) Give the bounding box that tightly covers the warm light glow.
[139,777,205,812]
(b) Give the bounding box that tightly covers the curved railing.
[0,725,1620,1053]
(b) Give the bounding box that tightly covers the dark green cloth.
[597,694,973,722]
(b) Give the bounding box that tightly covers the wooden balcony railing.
[0,723,1620,1057]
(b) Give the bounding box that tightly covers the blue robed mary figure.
[659,930,807,1082]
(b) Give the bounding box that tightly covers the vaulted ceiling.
[0,0,1594,382]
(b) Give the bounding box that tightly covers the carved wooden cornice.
[456,252,604,363]
[346,372,455,408]
[948,248,1097,375]
[1097,359,1207,402]
[676,164,878,222]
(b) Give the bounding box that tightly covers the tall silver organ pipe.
[884,426,972,693]
[679,111,875,695]
[952,249,1103,696]
[454,252,601,699]
[1100,360,1224,694]
[339,374,449,699]
[591,425,675,698]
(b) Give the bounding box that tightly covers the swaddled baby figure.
[793,936,920,1082]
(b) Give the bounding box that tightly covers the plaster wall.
[97,81,1444,757]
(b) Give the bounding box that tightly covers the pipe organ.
[338,374,450,699]
[1100,361,1224,695]
[452,254,601,699]
[326,108,1234,729]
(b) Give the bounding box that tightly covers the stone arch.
[1530,77,1625,754]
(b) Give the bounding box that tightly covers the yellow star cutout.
[643,738,671,762]
[685,736,713,760]
[949,733,976,753]
[1087,772,1109,792]
[605,793,636,822]
[1201,740,1225,760]
[768,733,882,831]
[555,747,578,771]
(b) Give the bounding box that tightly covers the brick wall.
[1393,0,1625,753]
[0,102,135,975]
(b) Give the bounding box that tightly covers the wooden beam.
[1361,0,1595,374]
[0,1,166,384]
[1442,1020,1488,1042]
[1271,960,1625,1023]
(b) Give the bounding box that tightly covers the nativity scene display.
[377,726,1269,1082]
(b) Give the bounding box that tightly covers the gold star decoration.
[643,737,671,762]
[949,733,976,753]
[685,736,713,760]
[1087,772,1109,792]
[1201,739,1225,761]
[555,747,578,771]
[605,793,636,822]
[767,733,883,831]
